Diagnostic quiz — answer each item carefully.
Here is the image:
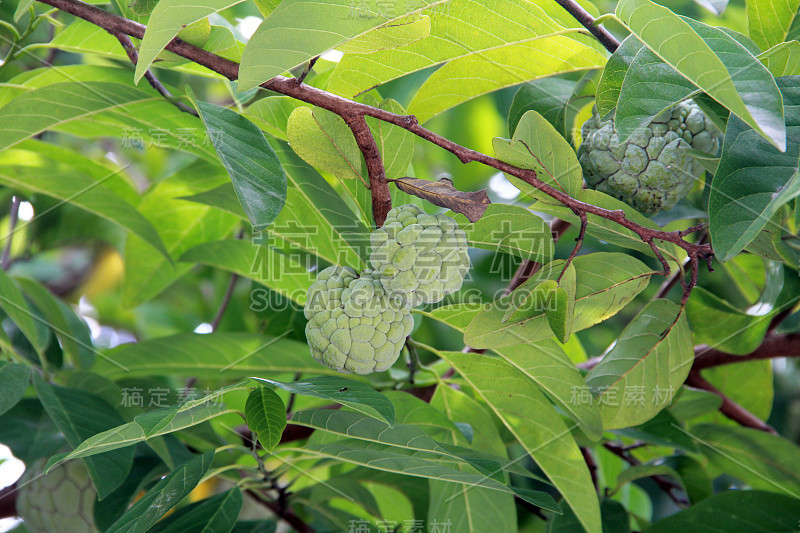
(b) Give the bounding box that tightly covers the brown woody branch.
[35,0,712,289]
[551,0,621,53]
[684,371,777,434]
[692,333,800,371]
[341,113,392,226]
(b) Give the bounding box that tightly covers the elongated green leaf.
[122,161,238,307]
[0,268,47,355]
[239,0,443,90]
[245,387,286,451]
[107,451,215,533]
[33,376,134,498]
[408,34,605,122]
[338,13,431,53]
[93,333,334,379]
[549,499,630,533]
[465,253,656,348]
[252,376,394,424]
[0,363,31,417]
[0,150,170,259]
[0,400,66,464]
[16,277,94,369]
[494,110,583,201]
[709,77,800,261]
[134,0,244,83]
[595,35,645,116]
[686,288,772,354]
[440,351,600,533]
[748,0,800,51]
[586,300,693,429]
[197,102,287,230]
[759,41,800,77]
[616,0,785,149]
[245,96,309,142]
[611,464,682,495]
[450,204,554,262]
[662,455,712,504]
[150,488,243,533]
[690,424,800,497]
[648,490,800,532]
[509,77,579,136]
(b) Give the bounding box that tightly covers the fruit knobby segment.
[578,101,722,214]
[304,205,470,374]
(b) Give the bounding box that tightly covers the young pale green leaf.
[586,299,694,429]
[450,204,554,262]
[94,333,333,380]
[16,277,94,369]
[179,183,246,219]
[149,488,243,533]
[709,77,800,261]
[107,451,215,533]
[33,376,134,498]
[245,387,286,451]
[0,363,31,417]
[245,96,310,142]
[180,239,315,305]
[465,253,656,349]
[0,269,47,355]
[134,0,244,83]
[493,109,583,201]
[595,35,645,116]
[238,0,443,90]
[691,424,800,497]
[197,102,287,231]
[407,34,606,123]
[686,288,773,354]
[616,0,785,150]
[747,0,800,51]
[440,351,600,533]
[758,41,800,76]
[252,376,394,424]
[545,264,575,344]
[647,490,800,532]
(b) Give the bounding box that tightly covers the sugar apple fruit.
[577,101,723,213]
[16,460,98,533]
[305,266,414,374]
[369,204,470,307]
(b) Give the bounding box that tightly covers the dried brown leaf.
[391,177,490,222]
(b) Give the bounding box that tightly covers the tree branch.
[603,442,688,506]
[551,0,621,53]
[685,371,777,434]
[692,333,800,371]
[35,0,712,293]
[341,113,392,226]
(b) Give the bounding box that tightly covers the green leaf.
[686,288,773,354]
[238,0,443,90]
[0,150,170,260]
[586,300,694,429]
[548,499,630,533]
[366,98,415,182]
[615,409,697,451]
[338,13,431,54]
[450,204,554,262]
[107,451,215,533]
[616,0,785,150]
[197,102,287,231]
[33,376,134,498]
[134,0,244,83]
[595,35,645,117]
[0,399,65,464]
[440,351,599,533]
[544,268,575,344]
[647,490,800,532]
[407,34,605,123]
[696,359,774,426]
[93,333,334,380]
[179,239,315,305]
[508,77,579,136]
[691,424,800,497]
[16,277,94,369]
[245,387,286,451]
[662,455,712,503]
[244,96,310,142]
[748,0,800,51]
[252,376,394,424]
[122,161,239,307]
[465,253,655,349]
[0,363,31,416]
[0,268,47,355]
[611,464,682,495]
[150,488,243,533]
[709,77,800,261]
[758,41,800,77]
[493,110,583,201]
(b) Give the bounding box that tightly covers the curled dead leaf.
[391,177,490,222]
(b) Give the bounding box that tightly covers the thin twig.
[294,55,319,86]
[685,371,777,433]
[581,446,599,493]
[558,212,586,282]
[603,442,689,506]
[1,196,20,270]
[113,33,198,116]
[210,273,239,332]
[551,0,621,53]
[692,333,800,371]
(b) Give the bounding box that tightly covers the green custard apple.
[369,204,470,307]
[577,101,723,214]
[304,266,414,374]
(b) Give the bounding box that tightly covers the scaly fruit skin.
[305,266,414,374]
[577,101,722,214]
[369,204,470,307]
[16,460,99,533]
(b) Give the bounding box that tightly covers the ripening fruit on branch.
[304,266,414,375]
[577,101,723,214]
[369,204,470,307]
[16,460,99,533]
